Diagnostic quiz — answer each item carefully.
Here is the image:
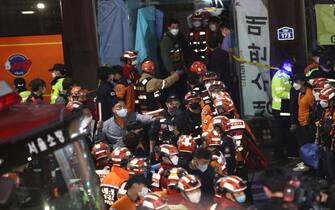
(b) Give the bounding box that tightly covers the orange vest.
[101,166,129,206]
[111,195,136,210]
[298,87,314,126]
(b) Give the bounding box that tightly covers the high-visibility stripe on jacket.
[50,78,64,104]
[19,90,31,103]
[271,70,291,111]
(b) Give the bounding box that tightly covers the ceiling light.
[21,11,35,15]
[37,3,46,9]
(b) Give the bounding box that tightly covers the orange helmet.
[120,50,137,62]
[206,129,223,146]
[312,78,329,91]
[178,174,201,192]
[166,167,188,188]
[158,144,179,157]
[213,96,235,113]
[177,135,197,153]
[215,176,247,194]
[190,61,207,75]
[91,142,110,161]
[142,193,168,210]
[319,87,335,101]
[141,60,156,74]
[226,119,246,152]
[111,147,132,166]
[127,158,148,174]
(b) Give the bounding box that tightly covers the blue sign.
[277,27,295,41]
[5,54,32,77]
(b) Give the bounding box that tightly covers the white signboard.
[235,0,271,116]
[277,27,295,41]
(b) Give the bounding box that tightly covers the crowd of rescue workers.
[10,10,335,210]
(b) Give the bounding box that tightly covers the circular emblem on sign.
[5,54,32,77]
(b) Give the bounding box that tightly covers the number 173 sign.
[277,27,295,41]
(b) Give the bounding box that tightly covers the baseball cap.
[49,64,67,75]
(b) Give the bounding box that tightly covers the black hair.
[111,97,125,108]
[14,77,26,88]
[220,20,232,29]
[62,78,73,91]
[194,147,211,160]
[187,72,200,85]
[292,73,307,83]
[125,174,151,190]
[30,78,46,92]
[167,18,180,27]
[259,167,288,193]
[111,65,124,76]
[98,66,113,81]
[123,132,140,149]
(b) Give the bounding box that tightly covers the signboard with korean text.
[0,124,71,173]
[315,4,335,45]
[235,0,271,116]
[277,27,295,41]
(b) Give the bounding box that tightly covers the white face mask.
[116,108,128,118]
[131,60,138,66]
[197,164,208,172]
[205,83,211,90]
[313,90,320,101]
[321,65,332,72]
[209,24,217,31]
[193,21,202,28]
[235,194,246,203]
[293,82,302,91]
[170,155,179,166]
[320,100,329,108]
[186,190,201,203]
[170,29,179,36]
[138,187,149,197]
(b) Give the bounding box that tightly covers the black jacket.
[97,81,116,121]
[290,88,299,124]
[208,48,230,84]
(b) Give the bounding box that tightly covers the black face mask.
[168,107,180,116]
[190,103,200,110]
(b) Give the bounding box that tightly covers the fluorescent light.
[21,11,35,14]
[37,3,46,9]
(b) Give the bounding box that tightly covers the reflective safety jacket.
[271,70,291,112]
[101,166,129,207]
[50,77,65,104]
[19,90,31,103]
[114,78,136,113]
[189,29,208,60]
[135,72,179,114]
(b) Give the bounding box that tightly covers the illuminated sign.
[277,27,295,41]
